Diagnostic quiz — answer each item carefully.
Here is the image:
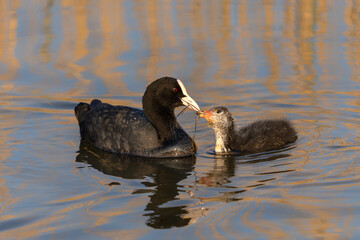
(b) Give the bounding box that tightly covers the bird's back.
[233,119,297,153]
[75,99,160,154]
[74,99,196,157]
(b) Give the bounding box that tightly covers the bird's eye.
[173,88,177,93]
[216,109,222,114]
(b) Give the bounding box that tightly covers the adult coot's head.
[142,76,200,112]
[142,76,201,142]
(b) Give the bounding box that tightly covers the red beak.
[197,110,213,121]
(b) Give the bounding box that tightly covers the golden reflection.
[282,0,316,95]
[238,196,344,239]
[0,0,19,90]
[40,0,54,63]
[0,0,21,232]
[0,120,19,219]
[55,0,91,97]
[263,0,281,96]
[132,0,171,83]
[1,0,360,239]
[72,0,89,62]
[188,1,209,82]
[0,111,26,235]
[211,0,235,82]
[92,0,128,95]
[344,0,360,86]
[236,1,256,77]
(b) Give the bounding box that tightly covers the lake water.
[1,0,360,239]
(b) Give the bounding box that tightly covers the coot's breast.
[76,100,196,157]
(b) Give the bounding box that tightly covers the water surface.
[1,0,360,239]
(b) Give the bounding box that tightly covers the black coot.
[75,77,201,158]
[198,106,297,154]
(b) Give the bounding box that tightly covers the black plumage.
[75,77,200,158]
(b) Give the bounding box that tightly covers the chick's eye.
[173,88,178,93]
[216,109,222,114]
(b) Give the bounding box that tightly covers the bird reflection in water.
[76,142,296,227]
[76,141,196,229]
[196,148,296,202]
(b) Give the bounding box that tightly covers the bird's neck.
[213,122,235,154]
[143,99,177,142]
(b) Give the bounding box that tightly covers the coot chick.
[198,106,297,154]
[75,77,201,158]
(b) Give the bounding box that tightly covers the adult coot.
[198,106,297,154]
[75,77,201,158]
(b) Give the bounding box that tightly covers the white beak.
[177,79,201,112]
[181,95,201,112]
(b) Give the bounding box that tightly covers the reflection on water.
[1,0,360,239]
[76,143,195,229]
[197,149,293,188]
